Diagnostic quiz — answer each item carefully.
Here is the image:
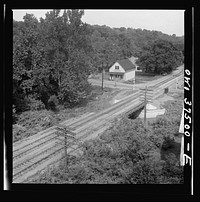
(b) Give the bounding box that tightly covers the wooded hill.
[13,9,184,114]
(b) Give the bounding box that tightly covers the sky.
[13,9,184,36]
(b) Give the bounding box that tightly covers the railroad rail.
[13,69,184,183]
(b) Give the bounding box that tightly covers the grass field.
[135,74,163,84]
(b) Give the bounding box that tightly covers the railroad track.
[13,70,184,183]
[13,93,141,182]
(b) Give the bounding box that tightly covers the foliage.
[48,95,59,111]
[28,97,183,184]
[161,153,184,184]
[29,117,181,184]
[13,9,93,114]
[12,105,18,123]
[13,110,56,142]
[13,11,184,115]
[137,39,184,74]
[13,124,27,142]
[25,95,46,111]
[13,10,184,183]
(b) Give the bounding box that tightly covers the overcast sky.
[13,9,184,36]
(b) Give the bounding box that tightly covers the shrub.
[26,96,46,111]
[12,105,18,123]
[14,96,30,112]
[48,95,59,111]
[162,135,175,150]
[17,110,55,129]
[14,110,57,142]
[161,153,184,183]
[13,124,27,142]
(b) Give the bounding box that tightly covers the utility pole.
[55,125,77,173]
[64,135,67,173]
[102,66,104,91]
[139,86,154,129]
[144,86,147,129]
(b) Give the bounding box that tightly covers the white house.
[109,59,136,81]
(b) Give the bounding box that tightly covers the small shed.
[109,59,136,81]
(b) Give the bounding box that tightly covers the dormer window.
[115,65,119,70]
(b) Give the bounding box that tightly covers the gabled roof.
[117,59,136,71]
[128,56,138,66]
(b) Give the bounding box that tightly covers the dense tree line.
[13,9,184,115]
[13,10,93,115]
[136,39,184,74]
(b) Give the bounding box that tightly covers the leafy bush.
[162,135,175,150]
[161,153,184,184]
[14,96,30,112]
[150,115,178,149]
[12,105,18,123]
[18,110,55,129]
[26,95,46,111]
[48,95,59,111]
[13,124,27,142]
[13,110,57,142]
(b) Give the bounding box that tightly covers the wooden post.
[102,67,104,91]
[176,78,178,89]
[64,135,67,173]
[144,86,147,129]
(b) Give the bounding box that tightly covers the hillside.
[87,24,184,72]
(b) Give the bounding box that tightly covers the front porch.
[109,72,124,80]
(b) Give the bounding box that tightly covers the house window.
[115,65,119,70]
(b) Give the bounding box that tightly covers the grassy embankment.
[13,85,121,143]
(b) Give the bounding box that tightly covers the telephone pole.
[55,125,77,173]
[102,67,104,91]
[144,86,147,129]
[139,86,154,129]
[64,135,67,172]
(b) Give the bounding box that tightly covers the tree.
[13,9,93,111]
[90,29,121,72]
[39,9,93,107]
[13,14,42,112]
[137,39,184,74]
